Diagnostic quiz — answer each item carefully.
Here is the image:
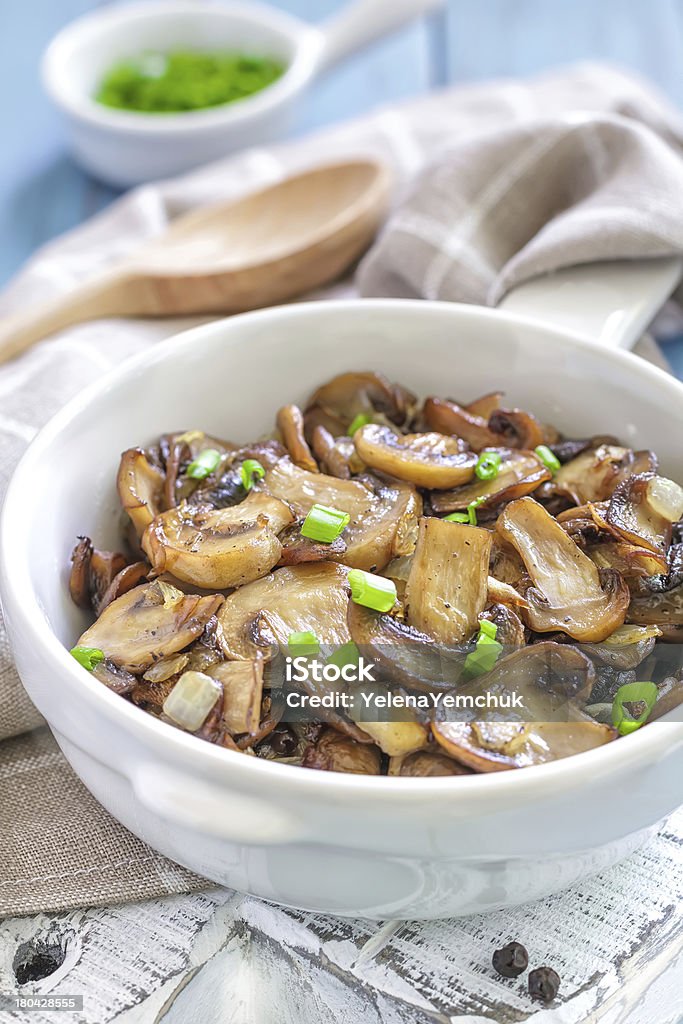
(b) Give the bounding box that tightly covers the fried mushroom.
[354,424,476,489]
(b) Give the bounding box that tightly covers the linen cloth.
[2,62,683,917]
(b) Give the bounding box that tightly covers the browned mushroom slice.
[497,497,629,641]
[430,448,550,514]
[264,457,373,520]
[301,727,382,774]
[306,371,416,433]
[423,397,500,451]
[92,659,137,695]
[487,409,546,450]
[389,750,473,776]
[582,624,660,670]
[78,581,223,673]
[142,492,295,589]
[276,405,318,473]
[354,425,476,489]
[627,583,683,641]
[118,448,166,538]
[164,431,238,507]
[465,392,505,419]
[310,425,364,479]
[338,477,421,572]
[556,502,610,546]
[277,523,347,566]
[98,561,149,613]
[432,718,615,772]
[218,562,351,659]
[143,652,189,682]
[69,537,94,609]
[208,660,264,736]
[404,518,491,644]
[483,602,527,645]
[605,474,683,555]
[347,601,461,692]
[551,445,653,506]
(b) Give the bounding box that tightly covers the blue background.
[2,0,682,373]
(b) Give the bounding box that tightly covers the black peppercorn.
[492,941,529,979]
[269,725,298,756]
[528,966,560,1003]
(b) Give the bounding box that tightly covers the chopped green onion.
[535,445,561,475]
[475,451,502,481]
[301,503,350,543]
[611,681,658,735]
[187,448,221,480]
[326,640,360,671]
[240,458,265,491]
[288,631,320,657]
[464,622,502,677]
[348,569,397,613]
[443,498,486,526]
[444,512,470,524]
[70,646,105,671]
[348,412,373,435]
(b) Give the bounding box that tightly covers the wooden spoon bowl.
[0,160,392,364]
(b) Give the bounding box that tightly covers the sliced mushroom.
[423,397,500,451]
[78,581,223,673]
[276,405,318,473]
[552,445,655,506]
[432,718,615,772]
[430,448,550,514]
[497,497,629,641]
[305,371,415,436]
[218,562,351,659]
[354,424,476,489]
[347,600,462,692]
[208,659,264,736]
[92,659,137,695]
[264,457,373,520]
[277,523,347,566]
[143,652,190,683]
[118,448,166,538]
[338,476,421,572]
[587,541,668,583]
[69,537,131,614]
[98,561,149,613]
[142,492,295,589]
[404,517,491,644]
[389,750,473,776]
[605,474,683,555]
[301,727,382,774]
[487,409,546,451]
[465,391,505,419]
[69,537,94,609]
[582,623,660,670]
[484,602,527,645]
[310,425,363,479]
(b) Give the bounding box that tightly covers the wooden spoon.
[0,160,391,365]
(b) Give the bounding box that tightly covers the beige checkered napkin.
[1,62,682,915]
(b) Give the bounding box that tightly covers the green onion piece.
[240,458,266,491]
[611,681,658,735]
[444,512,470,523]
[464,632,503,677]
[348,412,373,435]
[288,631,320,657]
[467,496,487,525]
[348,569,397,613]
[475,451,502,481]
[301,503,350,543]
[535,445,561,475]
[478,619,498,640]
[70,646,105,671]
[187,448,221,480]
[326,641,360,671]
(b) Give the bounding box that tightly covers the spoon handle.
[0,272,132,365]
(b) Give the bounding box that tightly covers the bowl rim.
[41,0,320,135]
[3,298,683,807]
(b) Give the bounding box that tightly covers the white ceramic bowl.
[41,0,442,187]
[2,297,683,919]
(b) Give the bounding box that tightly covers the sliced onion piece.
[163,670,222,731]
[647,476,683,523]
